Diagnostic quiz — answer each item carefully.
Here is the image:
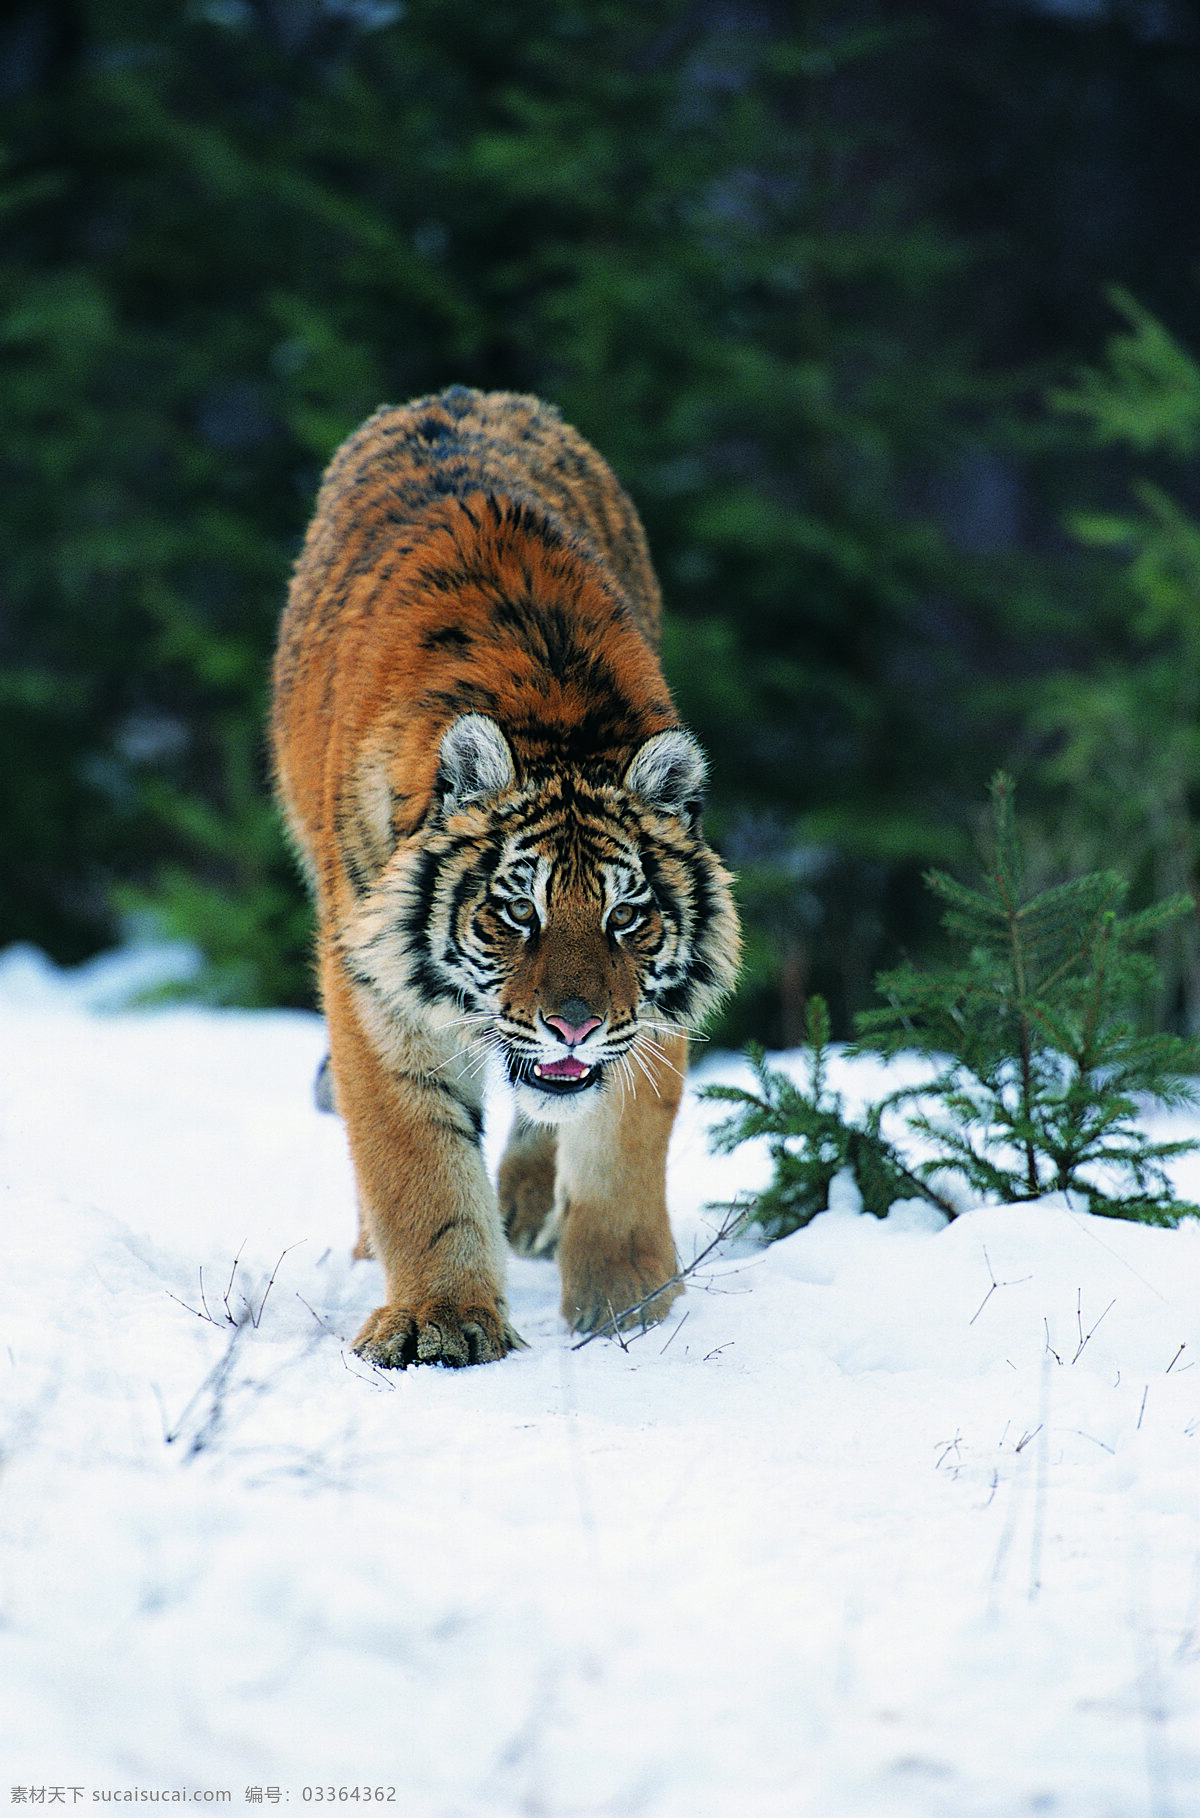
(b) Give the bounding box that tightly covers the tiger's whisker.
[636,1015,706,1044]
[625,1042,662,1097]
[635,1040,698,1080]
[429,1028,497,1079]
[438,1011,496,1034]
[634,1033,687,1083]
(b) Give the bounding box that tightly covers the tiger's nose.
[542,999,602,1047]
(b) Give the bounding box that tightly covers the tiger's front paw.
[559,1232,684,1337]
[352,1300,527,1368]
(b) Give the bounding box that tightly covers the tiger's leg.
[553,1034,687,1335]
[322,951,524,1367]
[498,1117,559,1256]
[313,1046,373,1260]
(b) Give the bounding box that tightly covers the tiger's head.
[347,713,740,1125]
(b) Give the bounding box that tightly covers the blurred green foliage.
[1038,292,1200,1032]
[2,0,1199,1034]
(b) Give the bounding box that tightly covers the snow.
[2,943,1199,1815]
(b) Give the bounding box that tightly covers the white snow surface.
[3,943,1200,1815]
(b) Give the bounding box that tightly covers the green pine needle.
[710,776,1200,1237]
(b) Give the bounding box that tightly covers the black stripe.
[426,1217,467,1251]
[430,1079,485,1147]
[421,624,474,653]
[340,840,372,899]
[420,683,502,718]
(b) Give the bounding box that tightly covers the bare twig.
[165,1244,300,1330]
[570,1203,752,1351]
[296,1293,343,1338]
[222,1245,246,1323]
[659,1309,690,1354]
[340,1348,399,1391]
[248,1243,303,1327]
[969,1244,1032,1326]
[1062,1428,1115,1454]
[161,1245,305,1458]
[1071,1292,1116,1365]
[604,1299,632,1353]
[165,1285,216,1323]
[935,1431,963,1472]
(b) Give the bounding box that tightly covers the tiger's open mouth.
[508,1053,602,1097]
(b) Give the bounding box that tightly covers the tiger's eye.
[507,896,537,925]
[608,902,639,931]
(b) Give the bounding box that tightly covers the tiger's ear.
[624,728,707,822]
[435,713,516,814]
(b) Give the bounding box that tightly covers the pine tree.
[863,775,1200,1221]
[0,0,1062,1016]
[1039,288,1200,1031]
[706,777,1200,1235]
[703,998,954,1241]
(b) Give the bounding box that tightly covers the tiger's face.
[460,814,700,1122]
[347,715,739,1126]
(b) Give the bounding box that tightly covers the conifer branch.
[709,776,1200,1239]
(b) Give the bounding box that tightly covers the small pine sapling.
[706,776,1200,1239]
[860,774,1200,1224]
[702,996,955,1240]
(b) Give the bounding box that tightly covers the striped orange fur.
[272,388,739,1366]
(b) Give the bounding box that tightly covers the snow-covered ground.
[2,943,1199,1816]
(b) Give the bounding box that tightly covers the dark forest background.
[4,0,1200,1044]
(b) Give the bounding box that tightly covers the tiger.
[271,386,740,1367]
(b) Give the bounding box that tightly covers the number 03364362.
[301,1792,396,1803]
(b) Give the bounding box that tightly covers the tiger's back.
[272,388,739,1368]
[273,387,671,899]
